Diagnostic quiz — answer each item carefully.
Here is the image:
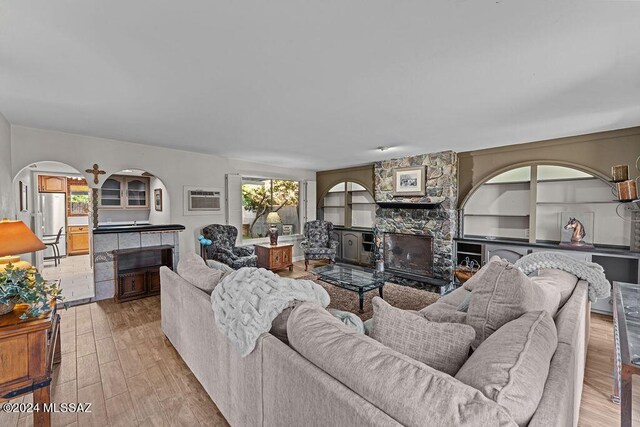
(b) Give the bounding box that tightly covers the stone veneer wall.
[93,231,180,300]
[374,151,457,281]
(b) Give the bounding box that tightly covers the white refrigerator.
[40,193,67,258]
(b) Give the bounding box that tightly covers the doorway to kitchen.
[13,161,94,303]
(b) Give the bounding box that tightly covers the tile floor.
[41,255,95,303]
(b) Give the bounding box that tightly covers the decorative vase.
[0,297,18,316]
[268,225,279,245]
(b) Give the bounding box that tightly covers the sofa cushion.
[532,268,579,307]
[372,297,475,376]
[287,303,517,427]
[455,311,557,427]
[466,258,560,349]
[177,252,224,294]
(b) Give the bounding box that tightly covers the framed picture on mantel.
[392,166,426,196]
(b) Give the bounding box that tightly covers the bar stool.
[43,227,64,266]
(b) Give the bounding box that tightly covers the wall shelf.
[464,213,529,217]
[536,201,616,205]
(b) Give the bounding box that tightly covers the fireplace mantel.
[376,198,444,209]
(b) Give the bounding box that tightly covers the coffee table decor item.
[312,263,390,312]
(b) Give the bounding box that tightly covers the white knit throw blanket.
[212,267,330,357]
[514,251,610,302]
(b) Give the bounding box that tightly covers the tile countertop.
[92,224,186,234]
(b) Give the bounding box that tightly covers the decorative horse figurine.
[563,217,587,245]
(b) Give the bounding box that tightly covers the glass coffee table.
[612,281,640,426]
[312,263,390,311]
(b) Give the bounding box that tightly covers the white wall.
[10,126,316,255]
[0,113,13,218]
[148,175,170,225]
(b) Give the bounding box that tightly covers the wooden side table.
[0,302,61,427]
[254,243,294,272]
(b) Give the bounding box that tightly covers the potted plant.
[0,264,64,319]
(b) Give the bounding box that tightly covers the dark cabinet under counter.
[113,245,174,303]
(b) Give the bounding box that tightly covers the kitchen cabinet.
[38,175,66,193]
[67,226,90,255]
[99,176,149,209]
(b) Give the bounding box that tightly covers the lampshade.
[265,212,282,224]
[0,219,46,257]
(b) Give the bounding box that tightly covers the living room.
[1,2,640,426]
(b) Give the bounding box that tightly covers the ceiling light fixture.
[377,146,391,152]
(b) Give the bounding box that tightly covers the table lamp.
[0,218,46,271]
[265,212,282,245]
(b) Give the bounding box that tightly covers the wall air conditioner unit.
[188,190,221,212]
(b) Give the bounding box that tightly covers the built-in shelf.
[483,180,531,186]
[457,250,481,256]
[464,213,529,217]
[536,201,616,205]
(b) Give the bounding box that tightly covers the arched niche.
[460,163,629,246]
[319,181,375,228]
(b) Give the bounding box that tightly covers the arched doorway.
[12,161,94,303]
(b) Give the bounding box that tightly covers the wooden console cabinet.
[255,243,294,272]
[0,302,61,427]
[113,245,173,303]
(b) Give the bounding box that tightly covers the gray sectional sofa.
[160,265,590,427]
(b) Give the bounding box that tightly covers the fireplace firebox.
[383,233,433,280]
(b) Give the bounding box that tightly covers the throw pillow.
[271,304,365,344]
[532,268,579,307]
[177,253,224,294]
[206,259,235,277]
[419,303,467,324]
[371,297,475,376]
[456,290,473,312]
[461,255,503,291]
[270,301,301,344]
[465,258,560,349]
[456,311,558,426]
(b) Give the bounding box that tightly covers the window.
[241,178,300,239]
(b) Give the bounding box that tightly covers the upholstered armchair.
[301,220,339,270]
[202,224,257,269]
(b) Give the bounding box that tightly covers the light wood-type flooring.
[0,260,632,426]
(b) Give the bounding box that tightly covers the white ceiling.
[1,1,639,171]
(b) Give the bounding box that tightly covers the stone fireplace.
[374,151,457,292]
[383,232,433,280]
